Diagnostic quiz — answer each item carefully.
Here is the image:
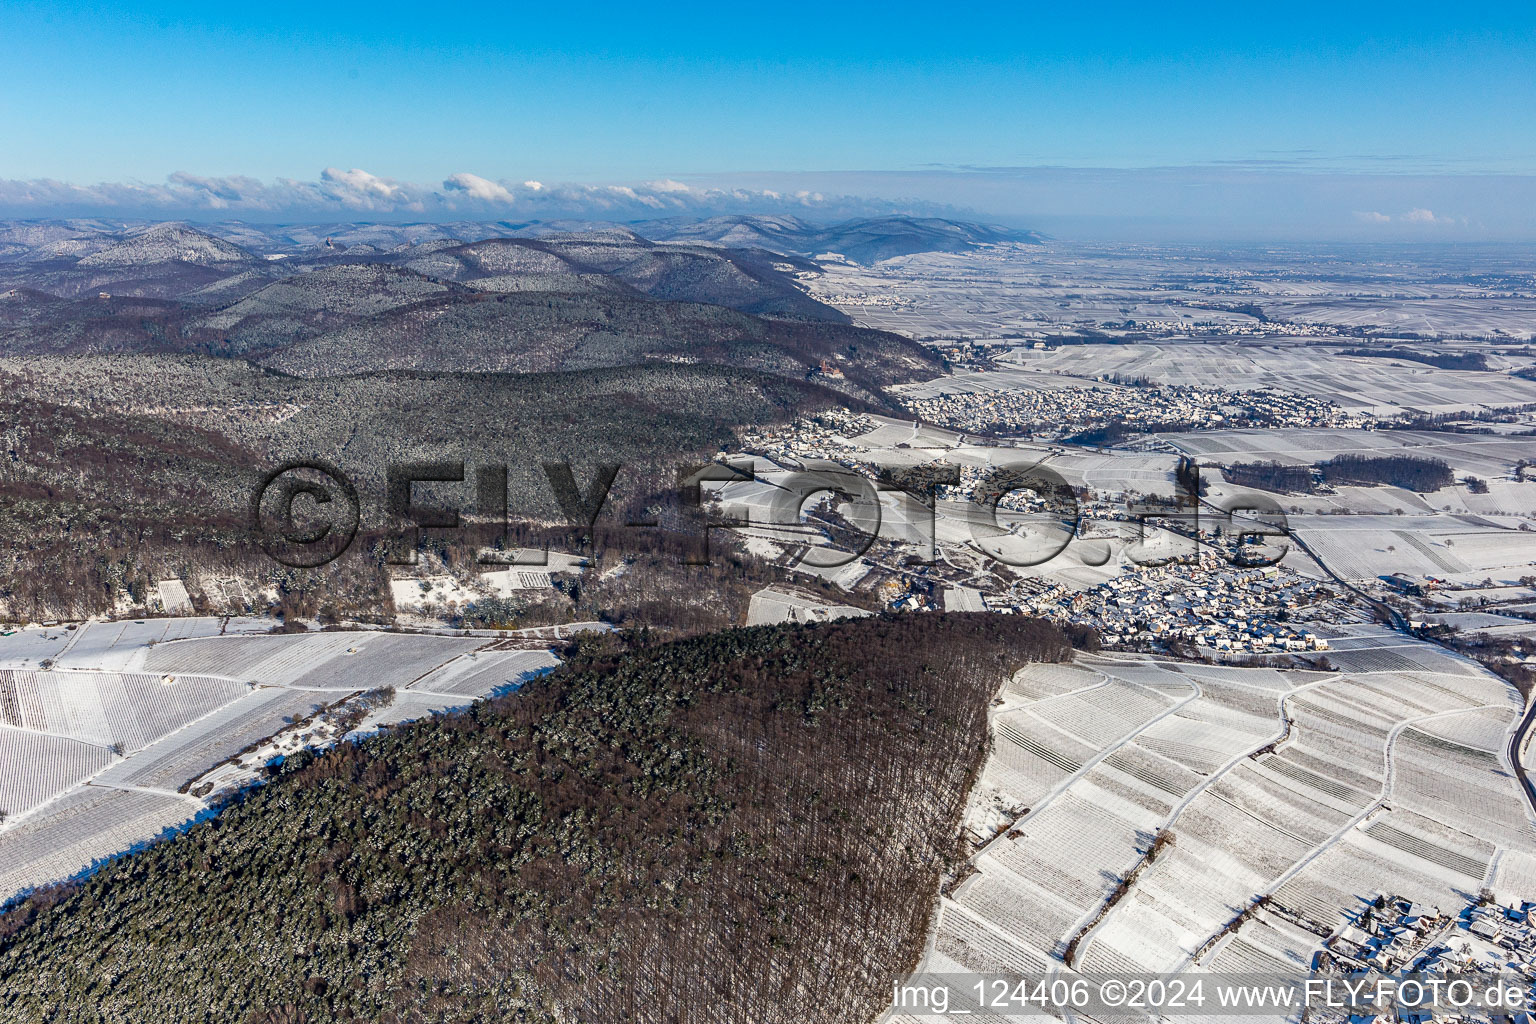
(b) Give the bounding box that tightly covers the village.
[731,412,1354,662]
[1008,554,1339,657]
[900,381,1377,439]
[1314,892,1536,1021]
[734,409,879,466]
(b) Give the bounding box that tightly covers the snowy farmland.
[1166,428,1536,476]
[808,242,1536,345]
[0,617,561,904]
[887,633,1535,1022]
[1004,344,1536,416]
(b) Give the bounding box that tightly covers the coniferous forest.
[1317,453,1455,492]
[1221,454,1455,494]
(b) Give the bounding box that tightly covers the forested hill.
[0,613,1074,1024]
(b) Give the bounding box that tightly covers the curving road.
[1507,691,1536,818]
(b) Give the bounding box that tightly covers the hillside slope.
[0,614,1073,1024]
[254,289,937,391]
[0,223,843,320]
[77,223,258,268]
[0,354,852,620]
[399,234,842,320]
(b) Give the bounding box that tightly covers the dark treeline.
[1174,456,1208,498]
[0,613,1075,1024]
[1065,422,1136,446]
[1220,461,1317,494]
[1063,419,1202,446]
[1385,404,1536,433]
[1222,454,1456,494]
[1318,453,1455,492]
[1340,347,1490,371]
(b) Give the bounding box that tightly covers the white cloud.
[1402,207,1442,223]
[0,169,958,223]
[1353,207,1459,227]
[320,167,401,200]
[442,172,515,203]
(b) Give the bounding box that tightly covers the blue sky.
[3,1,1535,237]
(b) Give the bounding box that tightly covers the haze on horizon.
[3,0,1535,240]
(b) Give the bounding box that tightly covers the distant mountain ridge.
[0,222,834,317]
[638,215,1046,263]
[0,214,1044,265]
[77,223,258,267]
[0,220,943,402]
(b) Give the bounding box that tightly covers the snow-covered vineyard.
[889,626,1535,1023]
[0,619,561,905]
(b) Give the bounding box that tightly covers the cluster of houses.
[1016,555,1335,655]
[902,382,1371,439]
[735,410,876,465]
[729,411,1365,659]
[1321,894,1536,1019]
[1461,901,1536,973]
[877,574,940,614]
[1328,898,1459,973]
[1113,315,1335,338]
[933,463,1070,514]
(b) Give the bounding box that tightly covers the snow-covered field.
[1005,346,1536,416]
[0,617,561,904]
[745,587,871,626]
[887,633,1533,1021]
[807,242,1536,344]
